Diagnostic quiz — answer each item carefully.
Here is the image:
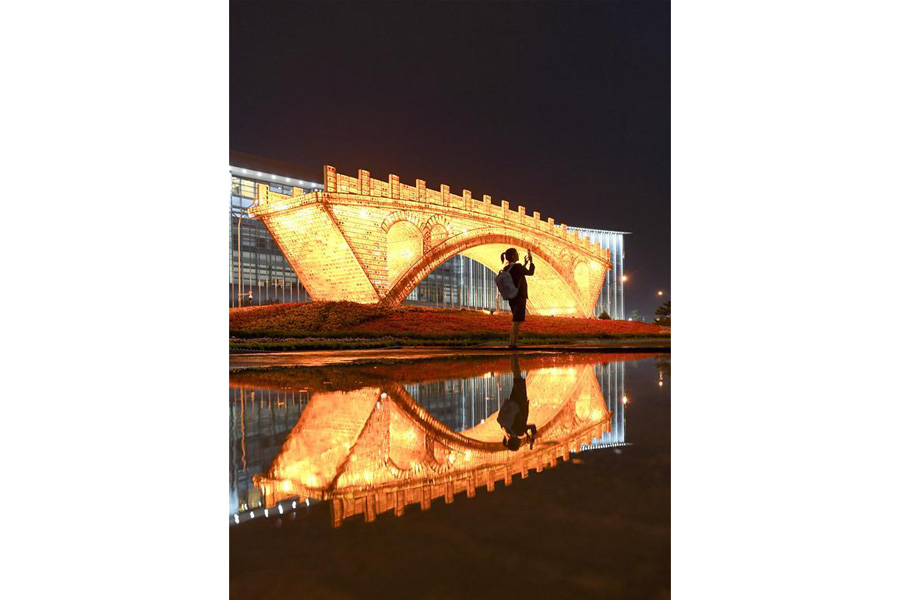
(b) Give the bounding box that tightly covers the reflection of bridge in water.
[237,355,636,527]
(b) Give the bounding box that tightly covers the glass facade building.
[229,158,627,318]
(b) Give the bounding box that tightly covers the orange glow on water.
[253,363,613,527]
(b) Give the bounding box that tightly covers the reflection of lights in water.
[250,511,255,519]
[234,515,239,524]
[248,360,624,526]
[305,499,310,506]
[264,509,269,517]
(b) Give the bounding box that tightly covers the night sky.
[231,1,670,318]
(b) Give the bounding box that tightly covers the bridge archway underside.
[250,170,612,317]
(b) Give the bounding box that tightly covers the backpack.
[495,269,519,300]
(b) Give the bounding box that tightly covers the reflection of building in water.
[229,388,308,514]
[404,363,625,447]
[404,372,514,432]
[253,363,618,528]
[593,361,626,447]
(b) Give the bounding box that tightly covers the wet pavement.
[229,343,670,371]
[229,351,670,599]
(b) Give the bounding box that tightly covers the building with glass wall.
[229,152,627,318]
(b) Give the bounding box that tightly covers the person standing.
[499,247,535,349]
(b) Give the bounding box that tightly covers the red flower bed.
[230,301,669,338]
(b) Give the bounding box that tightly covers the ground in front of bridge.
[230,301,669,352]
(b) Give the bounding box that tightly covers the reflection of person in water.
[498,355,537,451]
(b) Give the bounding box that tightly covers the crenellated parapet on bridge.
[249,165,612,317]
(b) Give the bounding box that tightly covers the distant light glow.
[278,505,284,514]
[292,501,297,509]
[622,395,629,405]
[234,515,239,523]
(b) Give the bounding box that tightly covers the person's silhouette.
[497,355,537,451]
[499,248,535,349]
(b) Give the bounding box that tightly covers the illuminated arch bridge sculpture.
[254,362,616,528]
[249,165,612,317]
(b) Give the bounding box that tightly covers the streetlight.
[621,275,628,282]
[657,290,664,296]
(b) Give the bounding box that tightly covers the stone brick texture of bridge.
[249,165,612,317]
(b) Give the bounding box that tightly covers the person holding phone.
[499,247,535,349]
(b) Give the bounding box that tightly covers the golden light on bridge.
[248,165,614,318]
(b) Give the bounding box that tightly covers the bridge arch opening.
[386,220,424,283]
[382,230,603,317]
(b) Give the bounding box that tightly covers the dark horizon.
[231,1,670,317]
